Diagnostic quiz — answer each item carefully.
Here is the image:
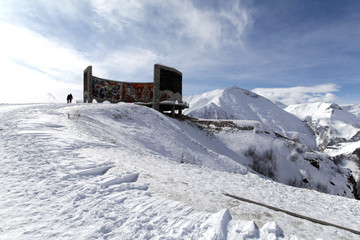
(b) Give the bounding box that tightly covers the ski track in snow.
[0,103,359,240]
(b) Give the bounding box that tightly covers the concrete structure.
[83,64,188,117]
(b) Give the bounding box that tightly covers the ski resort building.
[83,64,189,117]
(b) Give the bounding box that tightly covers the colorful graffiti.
[123,83,153,103]
[91,76,153,103]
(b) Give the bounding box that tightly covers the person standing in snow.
[67,94,73,103]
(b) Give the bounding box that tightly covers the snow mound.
[100,173,139,187]
[228,220,259,239]
[261,221,284,239]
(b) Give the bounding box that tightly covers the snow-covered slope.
[184,86,317,150]
[285,102,360,154]
[1,103,360,239]
[184,88,360,198]
[342,104,360,118]
[285,102,360,198]
[184,87,360,198]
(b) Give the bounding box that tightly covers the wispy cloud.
[253,84,340,105]
[31,0,253,94]
[1,22,87,76]
[90,0,145,31]
[89,0,251,50]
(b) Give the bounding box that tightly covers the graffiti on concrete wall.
[91,76,153,103]
[123,83,153,103]
[83,65,188,117]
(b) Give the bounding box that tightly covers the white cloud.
[89,0,251,49]
[0,22,87,103]
[0,21,163,103]
[252,84,340,105]
[219,1,251,46]
[82,0,253,83]
[0,22,87,75]
[0,58,81,103]
[90,0,145,31]
[94,47,161,81]
[172,1,251,48]
[33,0,83,21]
[168,1,222,48]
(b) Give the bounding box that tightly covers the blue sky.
[1,0,359,105]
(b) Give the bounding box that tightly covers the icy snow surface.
[0,103,359,239]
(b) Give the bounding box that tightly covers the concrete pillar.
[171,104,175,118]
[83,66,92,103]
[153,65,160,111]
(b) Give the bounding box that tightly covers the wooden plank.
[223,192,360,235]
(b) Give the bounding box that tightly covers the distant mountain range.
[286,102,360,151]
[184,86,360,199]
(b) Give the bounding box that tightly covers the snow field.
[0,103,359,239]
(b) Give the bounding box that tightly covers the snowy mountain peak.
[328,103,342,111]
[223,85,260,99]
[285,102,358,124]
[184,88,360,200]
[184,86,317,149]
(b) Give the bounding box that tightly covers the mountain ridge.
[184,86,317,149]
[184,86,360,199]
